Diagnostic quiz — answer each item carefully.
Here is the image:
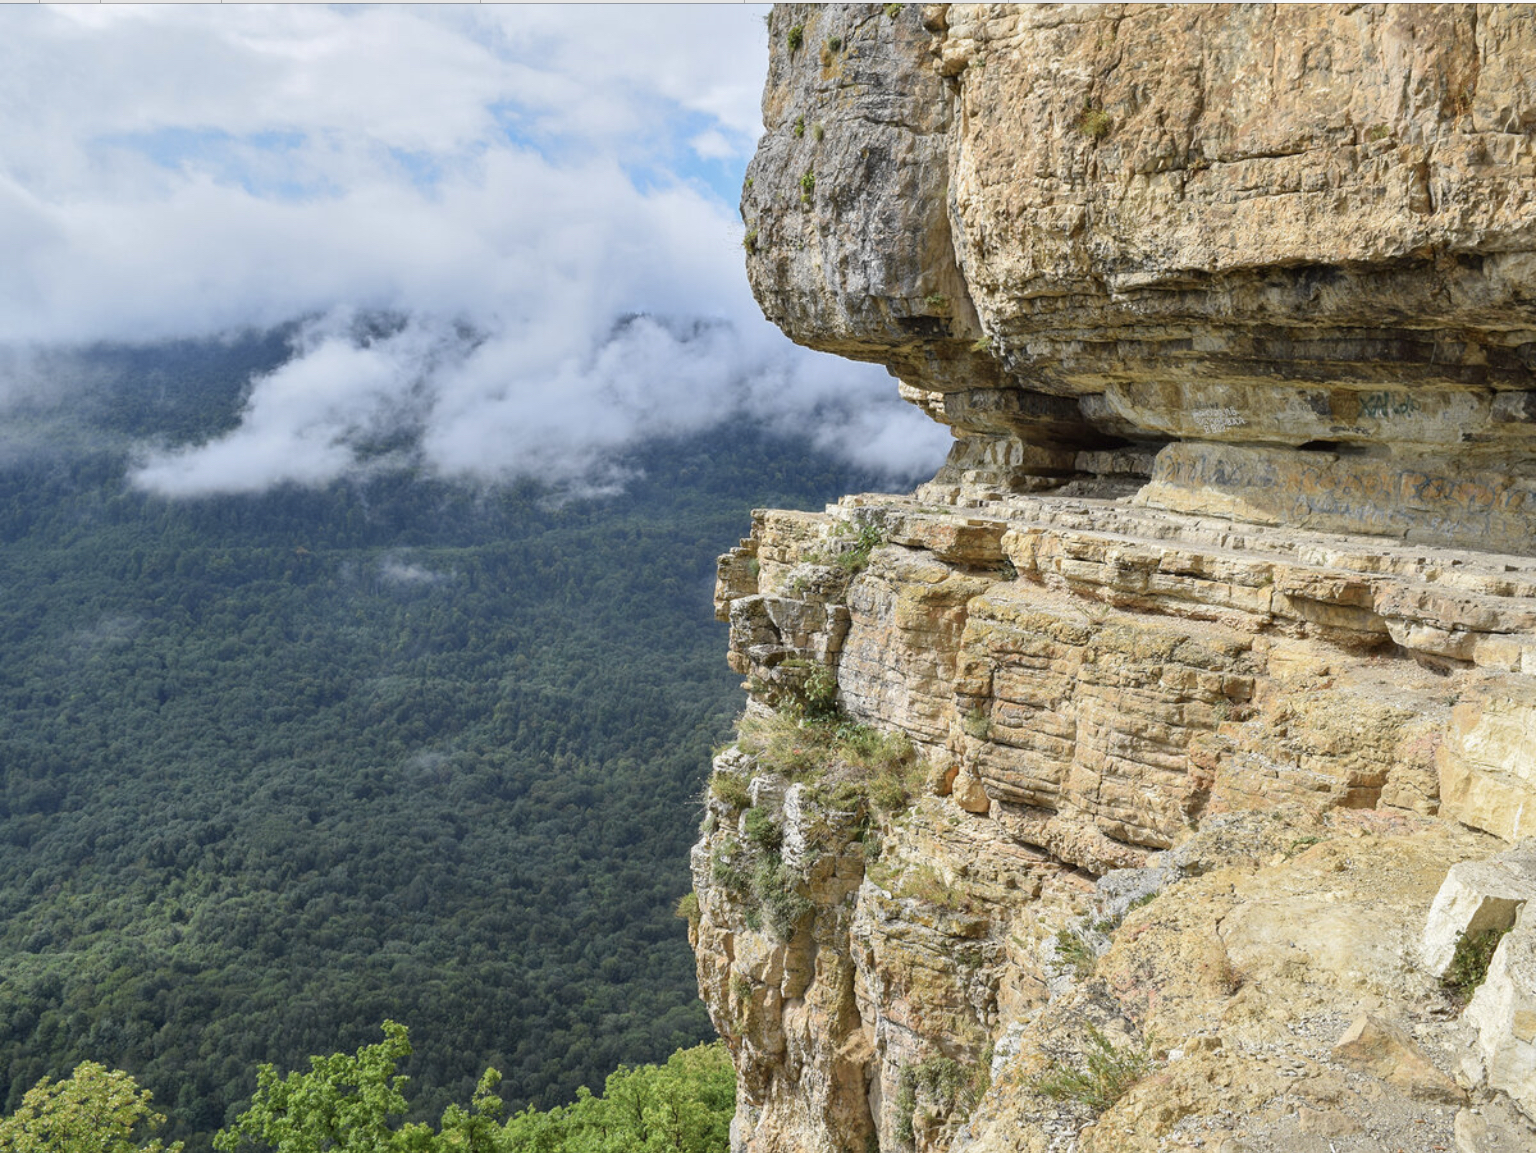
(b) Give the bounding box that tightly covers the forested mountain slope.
[0,332,906,1148]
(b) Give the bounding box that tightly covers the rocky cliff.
[690,6,1536,1152]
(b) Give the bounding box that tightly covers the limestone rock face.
[694,5,1536,1152]
[744,3,1536,551]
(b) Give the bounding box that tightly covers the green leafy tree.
[214,1022,430,1153]
[216,1027,731,1153]
[0,1061,183,1153]
[501,1042,733,1153]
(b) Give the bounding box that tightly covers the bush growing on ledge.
[1033,1024,1153,1114]
[710,771,752,811]
[836,523,884,573]
[742,805,783,850]
[787,23,804,51]
[895,863,971,912]
[1053,927,1097,979]
[675,891,701,928]
[893,1053,989,1143]
[752,854,814,939]
[804,521,885,574]
[736,709,925,815]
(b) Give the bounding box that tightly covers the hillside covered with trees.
[0,332,915,1148]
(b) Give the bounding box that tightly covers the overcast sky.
[0,4,949,496]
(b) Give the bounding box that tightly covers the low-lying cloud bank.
[0,5,952,495]
[128,311,949,498]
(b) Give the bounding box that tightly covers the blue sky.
[0,5,950,493]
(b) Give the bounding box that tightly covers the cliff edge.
[692,6,1536,1152]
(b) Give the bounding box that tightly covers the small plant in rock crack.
[1053,927,1096,980]
[787,23,804,51]
[752,853,814,940]
[1077,103,1112,141]
[709,771,752,811]
[742,805,783,851]
[834,523,884,573]
[1443,925,1512,1001]
[894,1054,985,1141]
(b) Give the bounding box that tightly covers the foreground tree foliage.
[0,1029,733,1153]
[206,1024,731,1153]
[0,1061,182,1153]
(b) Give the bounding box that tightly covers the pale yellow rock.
[1421,841,1536,977]
[747,4,1536,549]
[1464,906,1536,1121]
[1439,686,1536,841]
[1333,1014,1466,1104]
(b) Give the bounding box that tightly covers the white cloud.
[0,4,951,494]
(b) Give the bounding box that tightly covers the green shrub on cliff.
[1032,1025,1152,1114]
[734,709,922,812]
[1077,104,1112,140]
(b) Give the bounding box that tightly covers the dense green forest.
[0,332,912,1148]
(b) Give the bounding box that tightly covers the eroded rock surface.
[744,2,1536,551]
[694,5,1536,1152]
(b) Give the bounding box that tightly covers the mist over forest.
[0,327,941,1148]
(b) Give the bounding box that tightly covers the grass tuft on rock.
[1033,1024,1152,1113]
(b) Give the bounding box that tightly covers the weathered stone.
[693,7,1536,1151]
[1454,1098,1536,1153]
[1139,442,1536,553]
[1464,906,1536,1120]
[1438,686,1536,841]
[1332,1014,1466,1104]
[1421,840,1536,977]
[748,4,1536,550]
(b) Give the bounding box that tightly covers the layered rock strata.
[692,5,1536,1152]
[742,2,1536,550]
